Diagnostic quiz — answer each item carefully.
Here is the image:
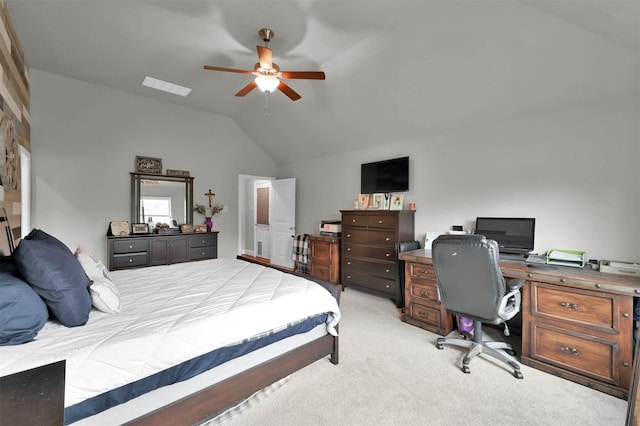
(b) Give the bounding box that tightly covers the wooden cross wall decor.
[205,189,215,207]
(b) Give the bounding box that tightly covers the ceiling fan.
[203,28,325,101]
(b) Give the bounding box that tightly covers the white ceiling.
[6,0,640,165]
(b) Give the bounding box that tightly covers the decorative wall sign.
[135,156,162,174]
[166,169,190,177]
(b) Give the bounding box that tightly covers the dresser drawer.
[343,243,395,261]
[343,258,397,279]
[189,246,216,261]
[189,234,216,248]
[343,270,396,295]
[530,323,619,385]
[343,229,396,246]
[367,214,398,229]
[407,302,442,328]
[112,252,148,269]
[112,238,147,254]
[408,281,439,304]
[342,213,367,227]
[532,283,617,333]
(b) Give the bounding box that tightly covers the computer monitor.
[474,217,535,254]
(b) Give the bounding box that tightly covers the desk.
[399,249,640,399]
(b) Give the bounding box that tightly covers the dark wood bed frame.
[125,256,341,425]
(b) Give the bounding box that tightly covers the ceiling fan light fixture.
[255,75,279,93]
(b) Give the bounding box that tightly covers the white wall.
[29,70,278,262]
[280,95,640,262]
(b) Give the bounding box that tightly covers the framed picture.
[382,193,391,210]
[108,221,130,237]
[180,224,193,233]
[358,194,370,210]
[131,223,150,234]
[390,193,404,210]
[195,224,207,233]
[372,193,385,210]
[135,156,162,174]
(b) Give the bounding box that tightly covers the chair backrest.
[431,234,506,321]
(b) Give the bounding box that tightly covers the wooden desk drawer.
[311,263,331,281]
[112,239,147,254]
[407,302,441,328]
[311,240,331,261]
[343,258,397,278]
[343,271,396,295]
[367,214,397,229]
[189,234,216,248]
[532,283,617,332]
[112,252,148,269]
[408,281,439,304]
[409,263,437,283]
[530,323,619,385]
[343,243,395,261]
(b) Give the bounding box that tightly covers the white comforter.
[0,258,341,406]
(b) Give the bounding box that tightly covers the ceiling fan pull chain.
[264,92,269,117]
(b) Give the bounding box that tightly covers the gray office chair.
[431,234,525,379]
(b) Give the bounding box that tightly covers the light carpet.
[222,287,627,425]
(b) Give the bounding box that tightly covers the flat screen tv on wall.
[360,156,409,194]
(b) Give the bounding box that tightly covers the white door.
[269,178,296,269]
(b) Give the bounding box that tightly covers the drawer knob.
[560,347,580,356]
[346,234,351,238]
[385,237,390,241]
[594,283,602,288]
[527,273,533,278]
[202,251,206,255]
[560,302,579,310]
[636,289,640,294]
[347,261,352,265]
[386,269,390,273]
[560,278,566,283]
[129,245,133,249]
[347,275,351,279]
[378,220,383,224]
[420,290,430,298]
[129,258,133,263]
[623,313,630,318]
[418,311,429,319]
[202,240,206,244]
[352,219,356,223]
[386,253,390,257]
[347,248,352,252]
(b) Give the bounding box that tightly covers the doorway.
[237,175,296,269]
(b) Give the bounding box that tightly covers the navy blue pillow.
[14,229,91,327]
[0,266,49,345]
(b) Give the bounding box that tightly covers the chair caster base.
[436,343,444,350]
[462,365,471,374]
[513,370,524,379]
[506,348,517,357]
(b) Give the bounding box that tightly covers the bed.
[0,228,341,425]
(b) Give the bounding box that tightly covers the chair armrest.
[506,278,526,291]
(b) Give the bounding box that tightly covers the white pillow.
[89,277,121,314]
[75,246,113,282]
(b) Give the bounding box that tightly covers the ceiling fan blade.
[280,71,325,80]
[257,46,273,69]
[235,81,257,97]
[278,81,301,101]
[203,65,253,74]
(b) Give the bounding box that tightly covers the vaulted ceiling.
[7,1,640,165]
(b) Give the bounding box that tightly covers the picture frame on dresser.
[131,223,150,234]
[108,221,130,237]
[372,193,384,209]
[390,193,404,210]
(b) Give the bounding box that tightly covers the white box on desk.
[599,260,640,276]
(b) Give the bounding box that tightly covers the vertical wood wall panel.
[0,0,30,244]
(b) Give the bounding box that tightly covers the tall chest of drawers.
[340,210,414,305]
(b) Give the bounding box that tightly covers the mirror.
[131,173,194,228]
